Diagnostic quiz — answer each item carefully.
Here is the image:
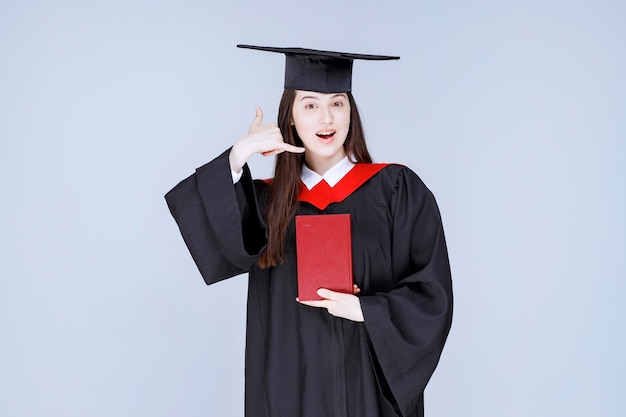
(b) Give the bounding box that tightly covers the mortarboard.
[237,44,400,94]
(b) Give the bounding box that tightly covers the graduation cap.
[237,44,400,93]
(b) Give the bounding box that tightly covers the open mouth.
[316,130,336,140]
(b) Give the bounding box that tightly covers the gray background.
[1,0,624,416]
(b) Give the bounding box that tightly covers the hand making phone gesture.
[229,106,305,173]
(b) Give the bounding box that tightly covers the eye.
[305,103,315,109]
[333,101,343,107]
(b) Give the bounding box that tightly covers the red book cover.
[295,214,353,301]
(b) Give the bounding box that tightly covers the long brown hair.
[259,89,372,268]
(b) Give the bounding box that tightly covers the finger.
[260,149,282,157]
[272,143,305,155]
[353,284,361,295]
[249,106,263,131]
[297,298,331,309]
[260,143,305,157]
[284,144,306,154]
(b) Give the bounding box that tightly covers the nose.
[319,105,333,123]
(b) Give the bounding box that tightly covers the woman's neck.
[304,151,347,176]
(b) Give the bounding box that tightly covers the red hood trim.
[297,163,388,210]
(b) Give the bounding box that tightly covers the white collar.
[301,156,356,190]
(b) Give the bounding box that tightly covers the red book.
[295,214,353,301]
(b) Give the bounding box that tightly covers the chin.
[311,145,344,157]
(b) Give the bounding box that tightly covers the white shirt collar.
[301,156,356,190]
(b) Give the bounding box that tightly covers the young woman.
[166,45,453,417]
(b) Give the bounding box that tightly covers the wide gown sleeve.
[164,149,268,284]
[360,167,453,417]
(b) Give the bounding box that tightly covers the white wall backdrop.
[1,1,624,416]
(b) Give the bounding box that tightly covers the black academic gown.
[165,149,453,417]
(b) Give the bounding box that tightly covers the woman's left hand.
[297,288,364,322]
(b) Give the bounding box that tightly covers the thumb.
[317,288,337,300]
[249,106,263,131]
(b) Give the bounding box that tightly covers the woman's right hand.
[229,106,305,174]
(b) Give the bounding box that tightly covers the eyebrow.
[299,93,347,101]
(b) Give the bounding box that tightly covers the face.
[291,90,351,173]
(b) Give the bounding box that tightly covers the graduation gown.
[165,149,453,417]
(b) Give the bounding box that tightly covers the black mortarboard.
[237,44,400,93]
